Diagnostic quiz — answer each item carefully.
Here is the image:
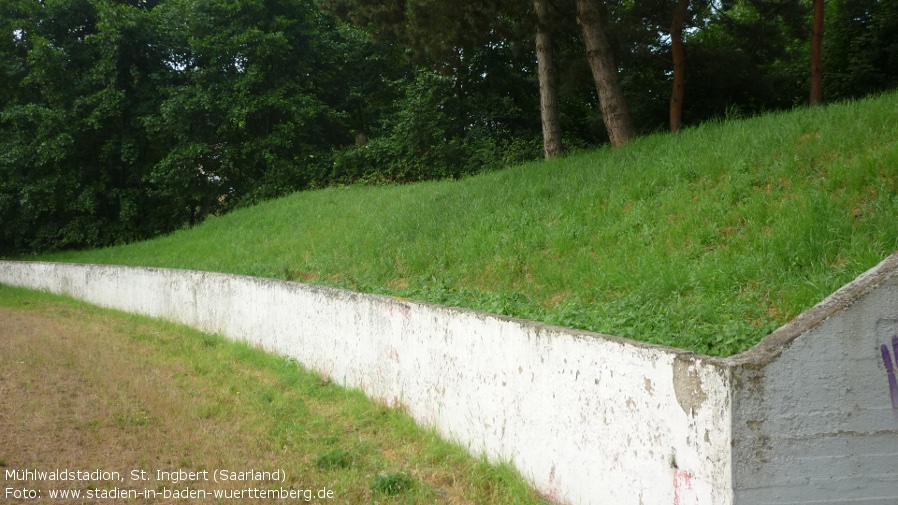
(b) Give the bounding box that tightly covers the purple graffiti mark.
[881,335,898,410]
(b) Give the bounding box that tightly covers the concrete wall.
[729,253,898,504]
[2,255,898,503]
[0,261,732,505]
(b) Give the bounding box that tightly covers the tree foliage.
[2,0,896,255]
[825,0,898,99]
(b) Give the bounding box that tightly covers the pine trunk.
[576,0,634,147]
[535,0,563,158]
[669,0,689,132]
[810,0,824,105]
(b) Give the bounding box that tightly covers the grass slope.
[39,92,898,356]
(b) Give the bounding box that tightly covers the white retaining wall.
[1,255,897,504]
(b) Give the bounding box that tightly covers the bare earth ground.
[0,297,532,504]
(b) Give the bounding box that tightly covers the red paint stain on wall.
[673,468,694,505]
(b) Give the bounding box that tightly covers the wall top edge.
[0,260,732,366]
[729,250,898,367]
[34,254,898,368]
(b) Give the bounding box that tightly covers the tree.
[534,0,562,157]
[824,0,898,100]
[0,0,376,254]
[809,0,823,105]
[669,0,691,131]
[576,0,634,146]
[149,0,357,208]
[0,0,172,253]
[326,0,546,175]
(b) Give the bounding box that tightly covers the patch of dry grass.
[0,285,545,504]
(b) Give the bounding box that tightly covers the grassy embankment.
[0,284,545,503]
[38,92,898,356]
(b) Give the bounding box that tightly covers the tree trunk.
[576,0,634,147]
[669,0,689,132]
[535,0,563,158]
[809,0,824,105]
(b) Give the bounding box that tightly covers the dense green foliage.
[2,0,897,255]
[40,92,898,356]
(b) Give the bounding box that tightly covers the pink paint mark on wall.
[672,468,695,505]
[387,304,411,319]
[538,465,565,503]
[389,347,400,363]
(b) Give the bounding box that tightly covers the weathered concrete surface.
[2,253,898,504]
[0,262,732,504]
[729,253,898,504]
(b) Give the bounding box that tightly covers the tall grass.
[38,92,898,356]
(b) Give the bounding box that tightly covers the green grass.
[0,284,546,503]
[35,92,898,356]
